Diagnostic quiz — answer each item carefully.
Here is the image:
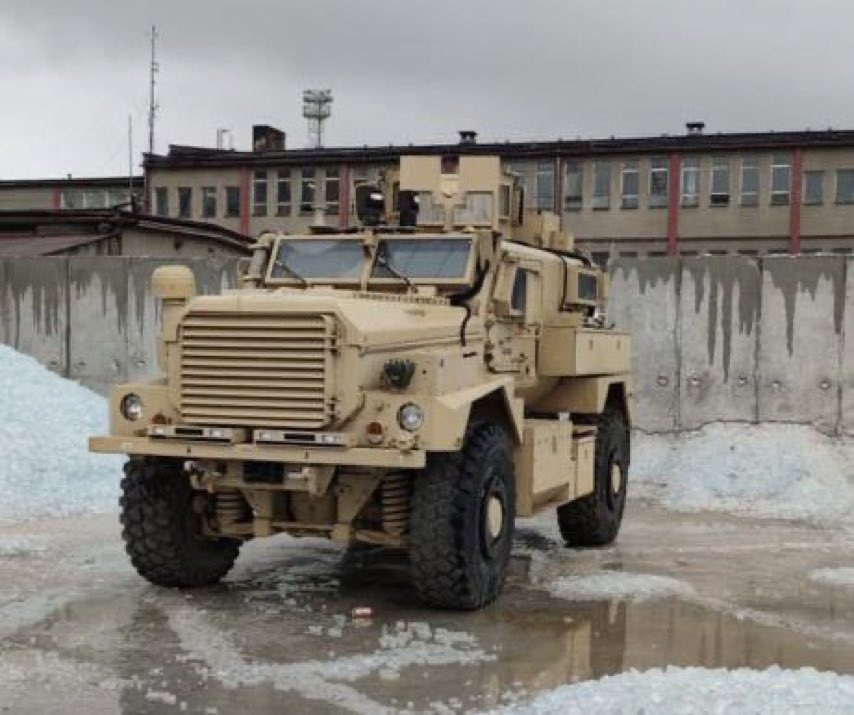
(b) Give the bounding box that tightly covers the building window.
[836,170,854,204]
[276,170,292,216]
[741,157,759,206]
[591,251,610,269]
[253,170,268,216]
[154,187,169,217]
[681,157,700,207]
[178,187,192,218]
[620,161,639,209]
[564,162,583,211]
[300,168,316,213]
[201,187,217,218]
[225,186,240,217]
[324,168,340,214]
[592,162,611,209]
[649,157,668,208]
[535,161,555,210]
[710,158,730,206]
[804,171,823,205]
[771,155,791,205]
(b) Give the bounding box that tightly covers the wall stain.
[70,259,130,336]
[765,257,844,357]
[684,257,760,382]
[613,258,677,296]
[4,259,65,346]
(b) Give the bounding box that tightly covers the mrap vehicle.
[90,155,633,610]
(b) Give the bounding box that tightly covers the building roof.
[144,128,854,170]
[0,232,111,258]
[0,209,251,257]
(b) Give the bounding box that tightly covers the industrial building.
[0,176,143,212]
[143,124,854,266]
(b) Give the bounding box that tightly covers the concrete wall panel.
[840,259,854,436]
[758,256,844,433]
[608,258,680,431]
[1,258,67,375]
[68,257,129,394]
[679,257,760,428]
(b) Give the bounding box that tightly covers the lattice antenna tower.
[302,90,333,148]
[148,25,160,156]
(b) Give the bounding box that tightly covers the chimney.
[458,130,478,145]
[686,121,705,136]
[252,125,287,152]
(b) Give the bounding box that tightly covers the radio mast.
[302,90,333,149]
[148,25,159,157]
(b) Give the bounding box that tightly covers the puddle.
[5,541,854,714]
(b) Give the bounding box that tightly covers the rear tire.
[557,407,629,546]
[119,458,240,587]
[409,423,516,610]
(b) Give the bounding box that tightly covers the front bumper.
[88,435,426,469]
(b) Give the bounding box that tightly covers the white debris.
[0,536,47,555]
[0,346,122,522]
[495,666,854,714]
[632,423,854,526]
[548,571,695,603]
[809,567,854,588]
[145,689,178,706]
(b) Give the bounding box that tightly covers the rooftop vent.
[458,130,478,145]
[686,121,706,136]
[252,125,286,152]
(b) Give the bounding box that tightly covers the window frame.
[324,168,340,215]
[710,157,731,207]
[681,157,700,208]
[154,187,169,217]
[252,170,268,217]
[300,168,316,214]
[564,161,583,212]
[201,186,217,218]
[649,157,668,208]
[592,161,611,210]
[225,186,241,218]
[620,160,639,209]
[276,170,292,216]
[803,170,824,206]
[835,169,854,205]
[740,157,759,206]
[534,161,555,211]
[770,154,791,206]
[177,187,192,219]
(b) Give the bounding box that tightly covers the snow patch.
[810,567,854,588]
[494,666,854,714]
[632,423,854,526]
[0,346,122,522]
[548,571,694,603]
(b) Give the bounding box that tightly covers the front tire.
[409,423,516,610]
[119,458,240,587]
[557,407,629,546]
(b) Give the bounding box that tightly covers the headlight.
[120,393,144,421]
[398,403,424,432]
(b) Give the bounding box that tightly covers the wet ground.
[2,502,854,713]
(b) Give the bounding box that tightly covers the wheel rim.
[480,471,507,560]
[610,461,622,496]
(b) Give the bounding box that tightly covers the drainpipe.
[666,153,681,256]
[789,148,803,255]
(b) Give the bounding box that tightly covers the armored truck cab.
[90,155,632,609]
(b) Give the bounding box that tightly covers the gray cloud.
[1,0,853,178]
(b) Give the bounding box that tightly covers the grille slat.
[179,312,333,429]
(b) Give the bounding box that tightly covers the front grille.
[178,312,335,429]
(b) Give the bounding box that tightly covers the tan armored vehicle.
[90,155,632,610]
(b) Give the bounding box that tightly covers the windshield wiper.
[273,258,308,286]
[375,252,415,292]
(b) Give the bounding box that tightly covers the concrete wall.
[0,257,238,395]
[609,255,850,435]
[1,254,851,435]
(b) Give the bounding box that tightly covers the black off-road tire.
[557,407,630,546]
[409,423,516,610]
[119,458,240,587]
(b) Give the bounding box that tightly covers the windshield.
[371,238,472,280]
[270,239,363,281]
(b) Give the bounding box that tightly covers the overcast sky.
[2,0,853,179]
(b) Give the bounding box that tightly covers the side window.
[511,268,528,313]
